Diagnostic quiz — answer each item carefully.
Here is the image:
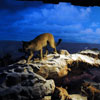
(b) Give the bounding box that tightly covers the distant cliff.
[0,40,100,59]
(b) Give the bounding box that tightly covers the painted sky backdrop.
[0,0,100,43]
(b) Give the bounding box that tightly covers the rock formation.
[0,66,55,100]
[0,49,100,100]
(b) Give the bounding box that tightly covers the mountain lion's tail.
[56,39,62,46]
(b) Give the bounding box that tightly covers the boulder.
[69,94,87,100]
[80,49,100,59]
[59,49,70,55]
[0,71,55,100]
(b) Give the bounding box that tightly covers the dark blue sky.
[0,0,100,43]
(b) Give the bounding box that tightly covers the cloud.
[80,8,91,17]
[80,27,100,34]
[1,2,99,43]
[91,22,98,27]
[80,28,94,34]
[14,3,91,24]
[96,28,100,34]
[76,27,100,43]
[12,3,91,34]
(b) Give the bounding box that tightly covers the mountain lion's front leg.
[44,46,48,57]
[40,48,43,60]
[27,51,34,63]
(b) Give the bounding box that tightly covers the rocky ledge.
[0,49,100,100]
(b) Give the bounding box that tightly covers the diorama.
[0,0,100,100]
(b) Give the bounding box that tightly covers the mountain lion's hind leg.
[49,42,57,54]
[54,47,57,54]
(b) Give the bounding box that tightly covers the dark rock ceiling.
[19,0,100,7]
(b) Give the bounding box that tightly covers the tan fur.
[58,65,71,78]
[81,82,100,100]
[51,87,72,100]
[23,33,61,63]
